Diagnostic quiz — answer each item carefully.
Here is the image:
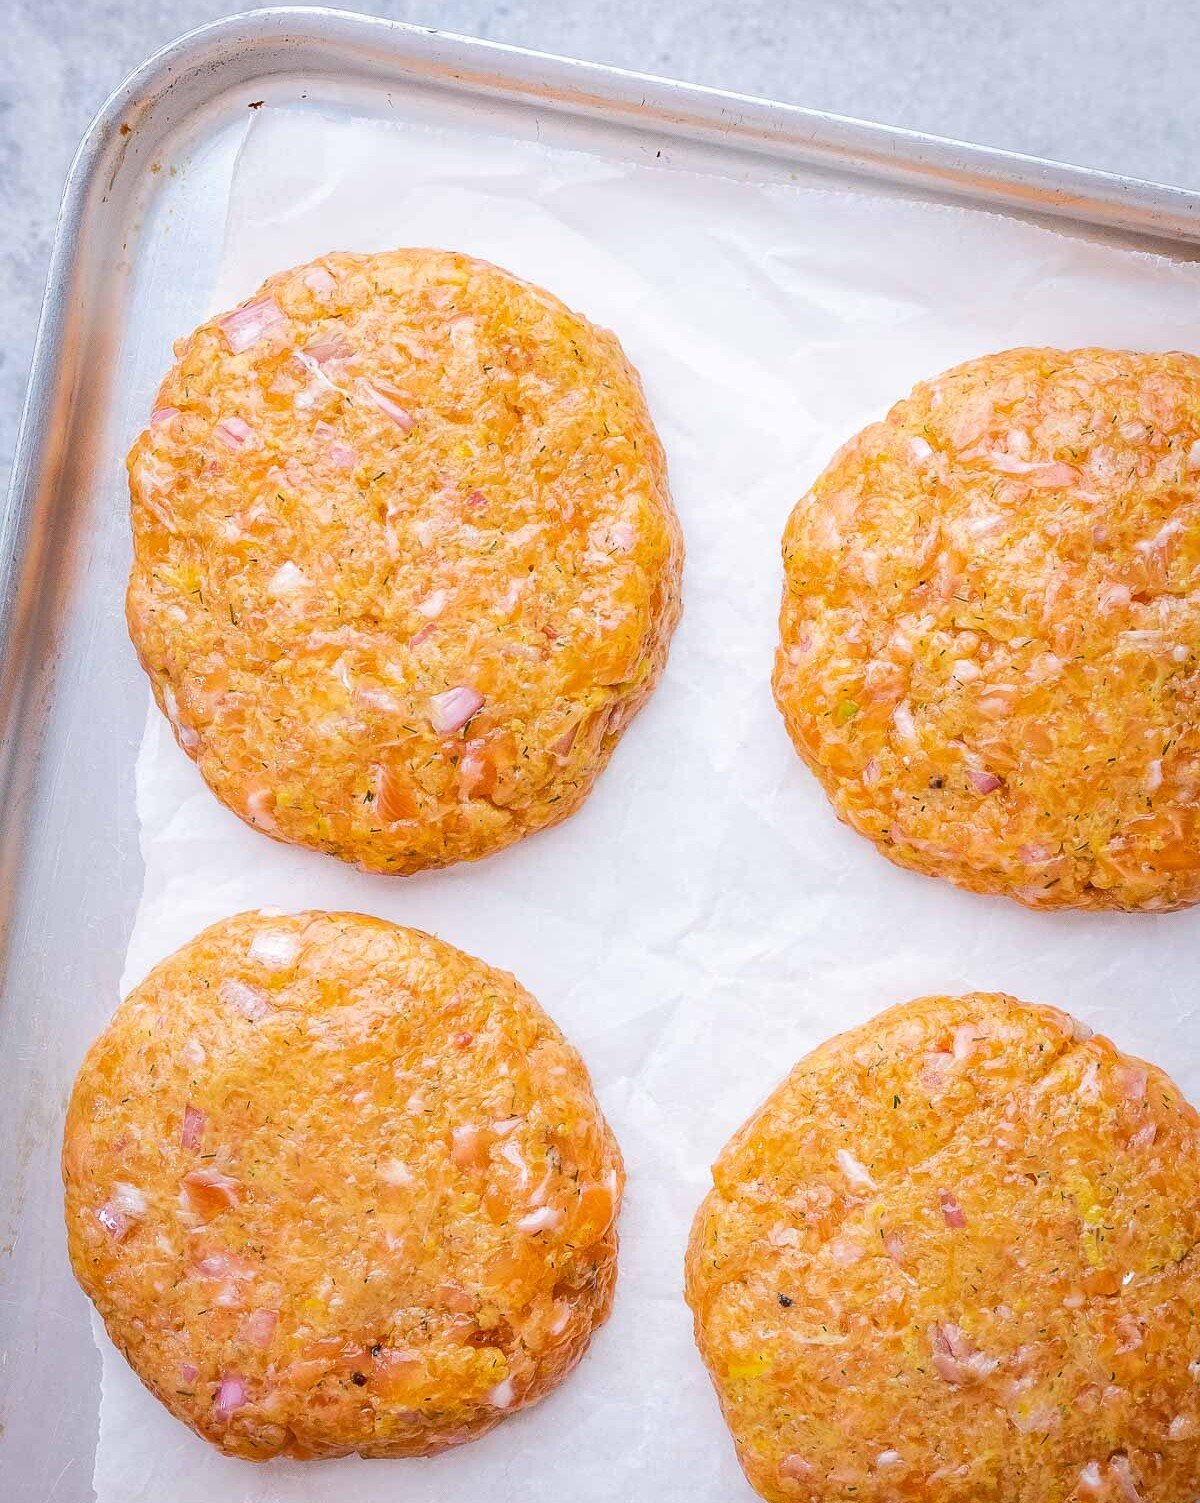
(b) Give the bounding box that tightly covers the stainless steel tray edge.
[6,10,1200,1501]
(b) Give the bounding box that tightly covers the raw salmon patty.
[774,348,1200,909]
[64,910,622,1460]
[687,992,1200,1503]
[127,249,682,873]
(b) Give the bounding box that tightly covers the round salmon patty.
[686,992,1200,1503]
[127,249,682,873]
[774,348,1200,909]
[63,910,622,1460]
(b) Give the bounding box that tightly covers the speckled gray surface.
[2,0,1199,495]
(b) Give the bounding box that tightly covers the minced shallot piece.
[328,440,357,470]
[892,701,917,745]
[249,929,301,969]
[929,1322,998,1384]
[215,416,256,449]
[779,1455,814,1480]
[980,451,1079,487]
[180,1362,199,1384]
[416,588,449,619]
[489,1378,517,1409]
[430,686,484,735]
[242,1309,278,1350]
[303,265,337,295]
[303,332,352,365]
[110,1182,147,1216]
[836,1148,876,1191]
[150,405,179,427]
[219,978,271,1021]
[829,1234,864,1267]
[161,685,199,751]
[963,510,1005,538]
[181,1104,206,1152]
[194,1250,251,1279]
[379,1158,414,1187]
[883,1230,905,1263]
[97,1183,145,1241]
[610,520,636,551]
[1109,1455,1143,1502]
[497,1141,529,1187]
[267,561,309,599]
[968,769,1002,794]
[219,296,285,354]
[358,378,415,432]
[97,1202,132,1240]
[921,1050,955,1090]
[1129,1121,1157,1150]
[939,1189,966,1229]
[213,1373,247,1419]
[517,1205,565,1234]
[876,1450,902,1468]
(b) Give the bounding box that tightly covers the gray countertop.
[2,0,1198,493]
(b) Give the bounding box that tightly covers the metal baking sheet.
[5,10,1200,1500]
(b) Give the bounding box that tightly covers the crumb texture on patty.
[127,249,682,873]
[774,348,1200,909]
[686,992,1200,1503]
[63,910,622,1460]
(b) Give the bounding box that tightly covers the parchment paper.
[95,104,1200,1502]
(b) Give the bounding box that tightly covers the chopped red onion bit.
[213,1373,247,1419]
[489,1377,516,1409]
[242,1309,278,1350]
[430,686,484,735]
[516,1205,565,1234]
[219,297,285,354]
[836,1148,876,1191]
[939,1189,967,1229]
[181,1104,206,1152]
[97,1203,132,1240]
[358,378,415,432]
[215,416,255,449]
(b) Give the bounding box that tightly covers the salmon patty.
[687,992,1200,1503]
[64,910,622,1459]
[128,249,682,873]
[775,348,1200,909]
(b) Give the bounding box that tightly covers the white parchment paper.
[96,105,1200,1502]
